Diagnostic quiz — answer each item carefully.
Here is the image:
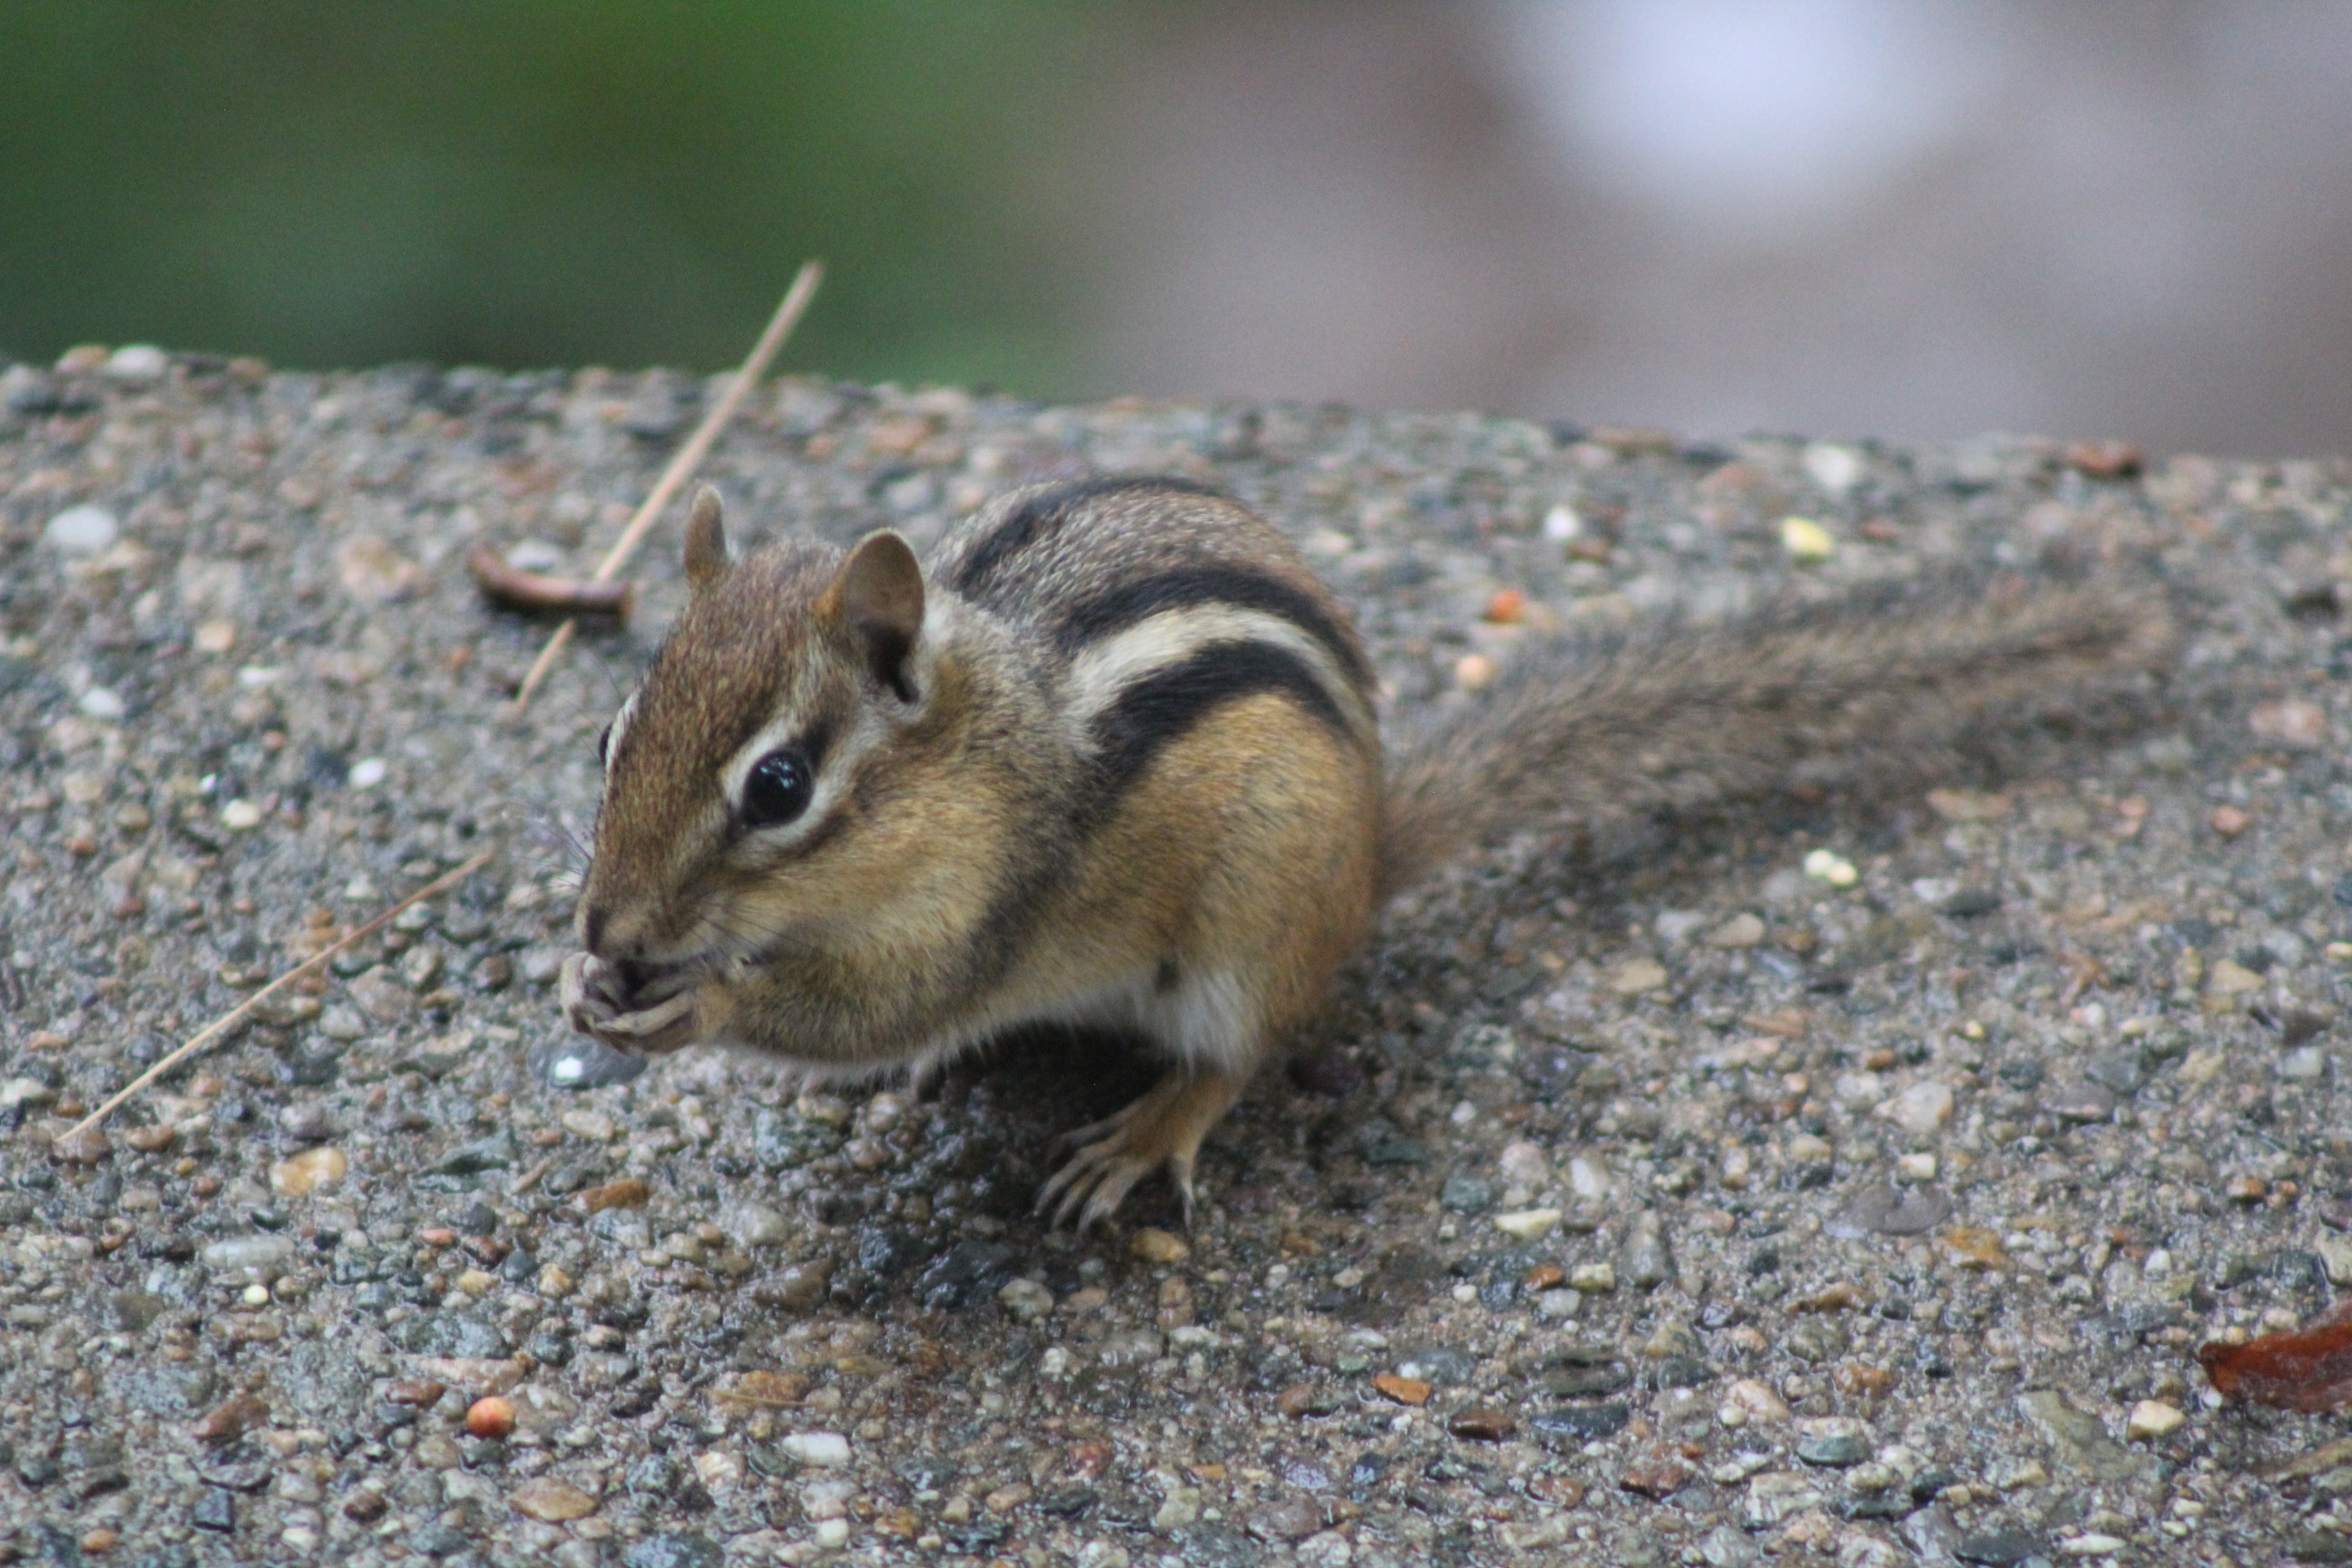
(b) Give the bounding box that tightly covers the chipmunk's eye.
[741,749,814,828]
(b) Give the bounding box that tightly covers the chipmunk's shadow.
[916,1024,1182,1220]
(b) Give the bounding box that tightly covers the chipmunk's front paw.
[560,953,703,1055]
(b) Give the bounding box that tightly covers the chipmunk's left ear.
[821,530,925,701]
[683,486,731,593]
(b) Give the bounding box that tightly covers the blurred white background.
[1087,1,2352,456]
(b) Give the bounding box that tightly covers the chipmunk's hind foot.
[1037,1069,1247,1231]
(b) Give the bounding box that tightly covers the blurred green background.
[7,5,2351,452]
[0,2,1105,390]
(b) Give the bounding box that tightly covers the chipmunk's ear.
[683,486,730,593]
[821,530,925,701]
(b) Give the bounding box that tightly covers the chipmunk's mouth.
[605,956,697,1013]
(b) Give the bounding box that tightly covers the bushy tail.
[1376,574,2174,900]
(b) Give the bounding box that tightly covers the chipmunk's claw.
[1035,1070,1244,1232]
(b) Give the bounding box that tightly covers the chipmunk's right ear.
[683,486,730,593]
[820,530,925,703]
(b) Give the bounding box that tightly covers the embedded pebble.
[103,344,170,380]
[1779,516,1836,562]
[465,1395,516,1438]
[562,1108,620,1142]
[720,1200,791,1247]
[998,1279,1054,1321]
[1795,1419,1872,1466]
[779,1432,851,1467]
[2251,697,2329,749]
[44,505,119,554]
[201,1236,297,1274]
[1493,1208,1561,1241]
[1706,912,1765,948]
[509,1477,598,1522]
[1802,848,1858,887]
[1877,1081,1954,1138]
[1623,1212,1672,1289]
[1129,1227,1188,1263]
[269,1146,347,1197]
[1724,1380,1793,1423]
[336,534,428,603]
[1608,958,1667,995]
[1568,1262,1616,1293]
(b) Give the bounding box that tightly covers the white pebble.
[1566,1156,1612,1201]
[1491,1208,1560,1241]
[1543,504,1583,541]
[1780,516,1837,563]
[779,1431,851,1467]
[721,1200,790,1248]
[220,799,264,831]
[77,687,125,720]
[800,1478,855,1520]
[1802,848,1858,887]
[44,505,119,555]
[201,1234,297,1273]
[562,1109,620,1142]
[1568,1262,1616,1293]
[813,1519,851,1548]
[348,758,387,789]
[998,1278,1054,1321]
[2279,1046,2329,1082]
[103,344,170,381]
[1497,1140,1551,1187]
[1877,1082,1955,1138]
[1653,909,1707,945]
[1802,443,1864,496]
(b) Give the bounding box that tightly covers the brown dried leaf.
[2200,1304,2352,1412]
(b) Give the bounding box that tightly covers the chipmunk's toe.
[1035,1070,1246,1232]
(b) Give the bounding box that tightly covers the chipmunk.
[562,477,2170,1228]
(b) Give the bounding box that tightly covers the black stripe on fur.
[946,476,1226,596]
[1088,638,1351,806]
[1054,564,1373,687]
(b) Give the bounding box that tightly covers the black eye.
[742,749,815,828]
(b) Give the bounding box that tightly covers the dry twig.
[61,849,495,1142]
[511,260,824,710]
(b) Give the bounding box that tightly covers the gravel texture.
[3,349,2351,1567]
